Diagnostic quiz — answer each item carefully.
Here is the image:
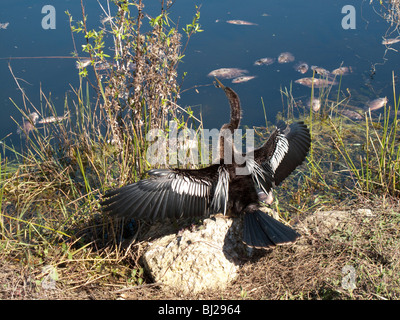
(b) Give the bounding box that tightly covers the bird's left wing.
[101,165,221,222]
[245,121,311,194]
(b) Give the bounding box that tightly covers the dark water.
[0,0,399,149]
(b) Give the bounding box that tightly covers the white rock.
[142,215,246,294]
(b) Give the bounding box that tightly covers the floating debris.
[306,97,321,112]
[294,62,309,74]
[94,61,112,71]
[339,109,363,120]
[254,57,275,66]
[382,38,400,45]
[295,77,337,88]
[17,112,69,136]
[331,66,352,76]
[207,68,248,79]
[310,65,330,77]
[226,20,257,26]
[278,52,295,63]
[0,22,9,29]
[366,97,388,111]
[76,58,92,69]
[75,59,135,72]
[231,76,256,83]
[38,114,69,124]
[17,112,39,136]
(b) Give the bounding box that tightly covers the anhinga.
[101,79,311,248]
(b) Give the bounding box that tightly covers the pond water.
[0,0,399,151]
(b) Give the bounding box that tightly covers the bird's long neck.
[219,87,241,161]
[225,87,241,130]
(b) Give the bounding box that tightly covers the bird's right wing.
[101,165,222,222]
[268,121,311,186]
[246,121,310,194]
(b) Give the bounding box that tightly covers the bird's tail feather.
[243,209,300,248]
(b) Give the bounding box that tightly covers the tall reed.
[330,73,400,197]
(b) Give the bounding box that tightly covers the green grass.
[328,73,400,198]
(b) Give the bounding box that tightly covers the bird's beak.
[214,77,225,89]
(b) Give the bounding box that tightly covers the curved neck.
[219,87,241,161]
[224,87,241,131]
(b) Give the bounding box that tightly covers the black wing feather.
[101,165,221,222]
[249,121,311,191]
[273,122,311,185]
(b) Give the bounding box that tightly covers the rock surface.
[298,208,374,235]
[142,214,248,294]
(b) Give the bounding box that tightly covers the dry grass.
[1,196,399,300]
